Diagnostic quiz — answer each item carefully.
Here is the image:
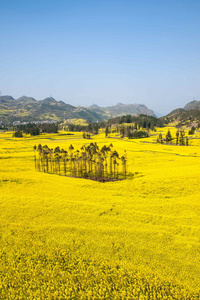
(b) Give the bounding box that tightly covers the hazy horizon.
[1,0,200,116]
[0,92,193,117]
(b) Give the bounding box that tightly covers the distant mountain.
[161,100,200,127]
[153,111,163,118]
[0,95,157,124]
[89,104,100,108]
[40,97,58,105]
[17,96,36,102]
[0,95,15,103]
[183,100,200,110]
[89,103,156,118]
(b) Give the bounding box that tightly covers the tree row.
[157,130,189,145]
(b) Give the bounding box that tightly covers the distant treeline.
[34,143,127,181]
[14,123,58,136]
[106,114,164,129]
[65,115,163,138]
[66,122,102,134]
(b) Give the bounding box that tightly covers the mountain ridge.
[0,95,156,124]
[183,100,200,111]
[161,100,200,127]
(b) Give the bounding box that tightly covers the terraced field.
[0,130,200,299]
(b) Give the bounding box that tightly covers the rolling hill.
[0,95,156,124]
[161,100,200,127]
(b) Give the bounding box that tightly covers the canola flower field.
[0,128,200,299]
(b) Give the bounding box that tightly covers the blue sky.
[1,0,200,115]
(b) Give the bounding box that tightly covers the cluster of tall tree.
[157,130,189,146]
[34,143,127,181]
[15,123,58,136]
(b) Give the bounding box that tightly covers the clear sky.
[1,0,200,115]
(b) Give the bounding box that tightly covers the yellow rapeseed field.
[0,129,200,299]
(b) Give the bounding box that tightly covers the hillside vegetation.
[0,95,155,124]
[162,100,200,128]
[0,128,200,299]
